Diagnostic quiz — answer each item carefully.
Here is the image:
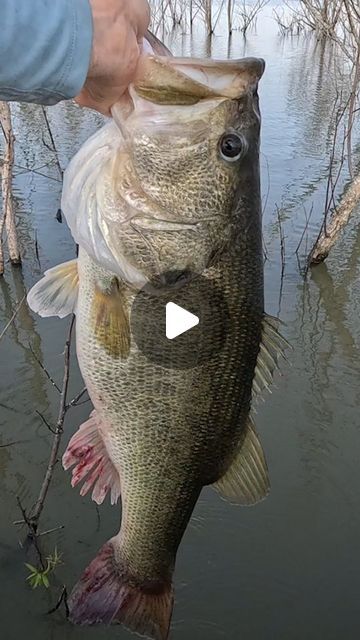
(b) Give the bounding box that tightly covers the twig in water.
[41,107,63,180]
[0,101,21,272]
[13,162,62,183]
[34,230,41,269]
[16,317,75,546]
[38,525,65,538]
[0,295,25,342]
[16,496,31,528]
[47,585,69,617]
[35,410,56,435]
[29,343,61,393]
[16,496,45,569]
[67,386,88,409]
[276,206,286,314]
[0,440,28,448]
[30,316,75,527]
[0,401,22,413]
[295,204,314,257]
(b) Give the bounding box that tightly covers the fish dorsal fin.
[27,259,79,318]
[252,314,291,402]
[213,418,269,505]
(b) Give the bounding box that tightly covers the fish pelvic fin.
[252,313,291,403]
[91,278,130,359]
[68,538,174,640]
[213,417,270,506]
[27,259,78,318]
[62,410,121,505]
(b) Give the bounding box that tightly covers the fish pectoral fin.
[91,278,130,359]
[252,313,291,402]
[62,409,121,506]
[213,418,269,506]
[27,259,79,318]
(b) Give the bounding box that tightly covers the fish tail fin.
[68,538,173,640]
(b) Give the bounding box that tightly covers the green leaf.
[25,563,38,573]
[26,573,36,582]
[33,574,42,589]
[42,574,50,588]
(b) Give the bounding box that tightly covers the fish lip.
[258,58,266,76]
[133,55,266,105]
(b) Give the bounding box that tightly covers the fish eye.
[219,132,247,162]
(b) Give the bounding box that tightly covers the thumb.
[74,87,113,116]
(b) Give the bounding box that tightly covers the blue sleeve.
[0,0,93,104]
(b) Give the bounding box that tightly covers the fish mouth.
[133,55,266,105]
[111,55,266,126]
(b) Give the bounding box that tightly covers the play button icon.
[131,270,229,370]
[166,302,199,340]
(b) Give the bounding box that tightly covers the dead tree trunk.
[228,0,233,34]
[0,102,21,274]
[309,172,360,265]
[205,0,213,34]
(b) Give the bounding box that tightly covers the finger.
[75,90,112,116]
[132,0,151,37]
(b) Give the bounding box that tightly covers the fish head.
[62,55,264,290]
[110,56,265,288]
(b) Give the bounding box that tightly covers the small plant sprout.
[25,547,62,589]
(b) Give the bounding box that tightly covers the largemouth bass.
[27,44,287,640]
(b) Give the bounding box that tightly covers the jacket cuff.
[55,0,93,100]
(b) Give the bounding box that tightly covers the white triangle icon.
[166,302,199,340]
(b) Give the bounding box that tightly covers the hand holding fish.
[75,0,150,115]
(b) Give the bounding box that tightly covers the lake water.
[1,6,360,640]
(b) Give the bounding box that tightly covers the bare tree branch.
[30,316,75,527]
[0,102,21,273]
[0,294,25,341]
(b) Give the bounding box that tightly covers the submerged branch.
[276,206,286,314]
[41,107,63,180]
[67,386,88,408]
[309,172,360,264]
[29,344,62,393]
[47,585,69,617]
[0,294,25,342]
[0,102,21,273]
[30,316,75,527]
[17,316,77,548]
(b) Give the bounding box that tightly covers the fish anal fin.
[27,259,78,318]
[213,418,269,506]
[62,410,121,505]
[91,278,130,359]
[252,313,291,402]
